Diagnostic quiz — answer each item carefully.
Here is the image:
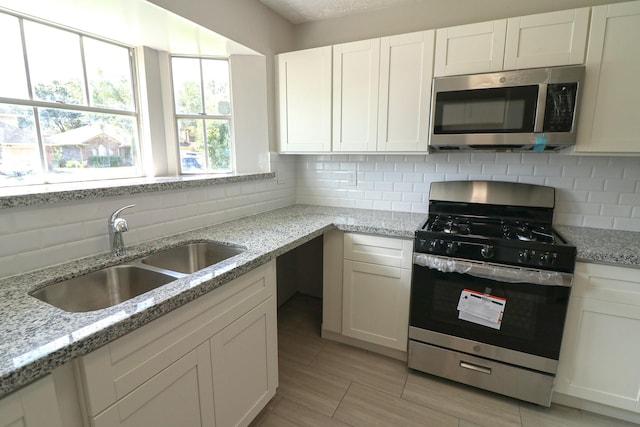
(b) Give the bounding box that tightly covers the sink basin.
[30,265,177,312]
[140,242,245,274]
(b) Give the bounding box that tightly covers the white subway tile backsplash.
[604,179,637,193]
[0,155,297,279]
[296,153,640,233]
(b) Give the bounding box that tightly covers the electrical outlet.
[347,171,357,186]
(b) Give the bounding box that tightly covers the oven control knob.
[428,240,440,251]
[540,252,556,266]
[445,241,459,255]
[518,250,531,263]
[480,245,494,259]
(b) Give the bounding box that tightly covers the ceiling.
[259,0,416,24]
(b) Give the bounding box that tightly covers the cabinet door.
[555,297,640,412]
[342,260,411,351]
[555,262,640,412]
[276,46,332,152]
[574,1,640,153]
[93,343,215,427]
[377,31,434,152]
[0,376,62,427]
[504,8,589,70]
[434,20,507,76]
[333,39,380,151]
[211,296,278,427]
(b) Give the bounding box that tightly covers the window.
[0,12,140,187]
[171,57,232,174]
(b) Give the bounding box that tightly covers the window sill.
[0,172,276,209]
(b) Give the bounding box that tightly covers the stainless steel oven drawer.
[408,340,554,406]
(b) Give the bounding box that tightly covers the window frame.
[170,55,234,175]
[0,10,143,187]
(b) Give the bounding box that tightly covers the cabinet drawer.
[343,233,412,268]
[572,262,640,305]
[77,261,276,417]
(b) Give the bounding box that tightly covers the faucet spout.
[108,204,135,256]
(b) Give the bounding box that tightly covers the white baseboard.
[552,392,640,424]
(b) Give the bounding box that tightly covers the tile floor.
[250,294,638,427]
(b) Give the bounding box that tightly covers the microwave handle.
[534,83,548,133]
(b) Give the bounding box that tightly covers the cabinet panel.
[555,262,640,412]
[344,233,412,269]
[333,39,380,151]
[276,46,332,152]
[342,260,411,351]
[0,376,62,427]
[434,20,507,76]
[211,296,278,427]
[377,31,434,152]
[93,343,214,427]
[504,8,589,70]
[556,297,640,412]
[575,1,640,153]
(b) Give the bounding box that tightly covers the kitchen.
[1,0,640,426]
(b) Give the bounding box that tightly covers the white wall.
[293,0,626,49]
[0,154,297,279]
[296,153,640,232]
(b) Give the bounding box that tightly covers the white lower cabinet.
[211,297,278,427]
[78,260,278,427]
[555,262,640,413]
[341,233,412,352]
[0,375,62,427]
[93,343,215,427]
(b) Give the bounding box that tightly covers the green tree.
[34,80,85,133]
[206,120,230,170]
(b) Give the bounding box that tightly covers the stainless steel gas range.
[408,180,576,406]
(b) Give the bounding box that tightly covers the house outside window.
[0,11,141,187]
[171,56,232,174]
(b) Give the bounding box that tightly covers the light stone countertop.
[0,204,424,398]
[0,204,638,399]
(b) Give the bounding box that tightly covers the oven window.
[410,264,570,360]
[433,86,538,134]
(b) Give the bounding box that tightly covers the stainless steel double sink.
[30,242,245,312]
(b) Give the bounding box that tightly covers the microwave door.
[433,86,539,135]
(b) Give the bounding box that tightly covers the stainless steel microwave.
[429,66,585,152]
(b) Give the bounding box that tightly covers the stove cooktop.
[415,215,576,273]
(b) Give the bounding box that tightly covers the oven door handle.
[413,253,573,287]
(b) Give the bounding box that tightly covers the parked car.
[181,156,203,171]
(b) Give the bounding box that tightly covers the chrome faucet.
[108,204,135,256]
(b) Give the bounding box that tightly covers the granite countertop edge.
[0,205,638,398]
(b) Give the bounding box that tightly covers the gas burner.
[501,222,555,244]
[428,216,470,235]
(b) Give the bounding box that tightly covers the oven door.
[409,254,572,365]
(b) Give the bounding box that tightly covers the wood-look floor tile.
[278,295,323,337]
[459,421,484,427]
[520,403,639,427]
[402,372,521,427]
[271,397,352,427]
[310,341,408,397]
[334,383,458,427]
[277,358,351,417]
[278,327,325,366]
[253,411,300,427]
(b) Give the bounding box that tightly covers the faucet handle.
[109,204,135,224]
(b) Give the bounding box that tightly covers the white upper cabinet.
[333,31,435,152]
[333,39,381,152]
[276,46,332,152]
[574,1,640,153]
[434,20,507,76]
[378,31,435,152]
[435,8,589,76]
[504,8,589,70]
